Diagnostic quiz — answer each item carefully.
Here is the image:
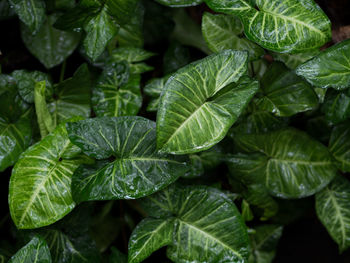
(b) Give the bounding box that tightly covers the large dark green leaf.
[316,176,350,252]
[128,218,175,263]
[296,39,350,90]
[204,0,331,53]
[249,225,283,263]
[157,50,258,154]
[9,119,86,229]
[9,0,45,33]
[256,62,318,116]
[48,64,91,124]
[202,12,264,60]
[136,184,250,263]
[321,89,350,125]
[66,117,188,202]
[329,122,350,173]
[155,0,202,7]
[163,42,191,75]
[8,236,51,263]
[92,62,141,117]
[21,14,80,68]
[0,109,32,172]
[235,128,337,198]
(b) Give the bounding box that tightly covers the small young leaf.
[204,0,331,53]
[329,122,350,173]
[66,117,188,202]
[316,176,350,252]
[8,236,51,263]
[144,76,169,112]
[157,50,258,154]
[296,38,350,90]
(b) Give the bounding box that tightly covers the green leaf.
[92,62,141,117]
[316,176,350,252]
[249,225,283,263]
[202,12,264,60]
[272,50,320,69]
[256,62,319,116]
[9,119,85,229]
[34,81,55,138]
[83,6,119,61]
[242,199,254,221]
[0,109,32,172]
[157,50,258,154]
[163,42,191,75]
[329,122,350,173]
[12,70,53,104]
[204,0,331,53]
[110,247,127,263]
[8,236,51,263]
[155,0,202,7]
[235,128,337,198]
[296,39,350,90]
[144,76,169,112]
[105,0,139,25]
[66,117,188,202]
[139,184,250,262]
[48,64,91,125]
[321,89,350,125]
[21,14,80,68]
[9,0,45,33]
[128,218,175,263]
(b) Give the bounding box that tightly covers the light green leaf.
[202,12,264,60]
[139,184,250,263]
[21,14,80,69]
[144,76,169,112]
[34,81,55,138]
[249,225,283,263]
[66,117,188,202]
[205,0,331,53]
[48,64,91,125]
[235,128,337,198]
[128,218,175,263]
[321,89,350,125]
[329,122,350,173]
[242,200,254,221]
[157,50,258,154]
[9,0,45,33]
[296,39,350,90]
[256,62,319,116]
[9,119,85,229]
[155,0,202,7]
[8,236,51,263]
[12,70,53,103]
[316,176,350,252]
[0,109,32,172]
[92,62,141,117]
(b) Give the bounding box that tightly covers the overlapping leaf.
[205,0,331,53]
[321,89,350,125]
[9,119,86,229]
[329,122,350,173]
[202,12,264,60]
[155,0,202,7]
[157,50,258,154]
[296,39,350,90]
[316,176,350,252]
[130,184,250,263]
[144,76,169,112]
[66,117,188,202]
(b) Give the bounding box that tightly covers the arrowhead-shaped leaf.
[329,122,350,173]
[66,117,188,202]
[9,119,86,229]
[157,50,258,154]
[8,236,51,263]
[205,0,331,53]
[316,176,350,252]
[234,128,337,198]
[296,38,350,90]
[202,12,264,60]
[137,184,250,263]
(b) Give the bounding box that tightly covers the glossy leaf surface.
[139,184,250,263]
[296,39,350,89]
[321,89,350,125]
[316,176,350,252]
[205,0,331,53]
[21,14,80,68]
[157,50,258,154]
[8,236,51,263]
[202,12,264,60]
[329,122,350,173]
[9,119,85,229]
[66,117,188,202]
[235,128,337,198]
